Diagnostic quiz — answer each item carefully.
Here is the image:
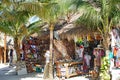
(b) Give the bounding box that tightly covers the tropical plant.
[100,56,110,80]
[71,0,120,79]
[0,0,42,61]
[34,1,60,79]
[57,0,74,23]
[18,0,73,79]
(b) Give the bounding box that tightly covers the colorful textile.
[109,51,113,64]
[113,47,118,56]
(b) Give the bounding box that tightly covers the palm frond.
[112,13,120,26]
[17,1,62,24]
[0,21,14,35]
[27,21,43,36]
[74,0,120,30]
[58,0,73,14]
[75,2,101,29]
[0,1,37,38]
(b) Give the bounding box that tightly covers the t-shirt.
[109,51,113,59]
[45,51,50,63]
[84,54,91,66]
[116,49,120,61]
[109,51,113,64]
[113,47,118,56]
[76,46,84,58]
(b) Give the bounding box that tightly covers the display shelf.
[55,61,83,78]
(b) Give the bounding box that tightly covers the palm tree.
[33,1,73,79]
[0,1,42,61]
[71,0,120,79]
[36,2,60,79]
[18,0,73,79]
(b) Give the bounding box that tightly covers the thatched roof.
[59,25,97,40]
[56,12,99,40]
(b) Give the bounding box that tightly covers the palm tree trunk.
[4,34,7,63]
[100,32,111,80]
[99,25,110,52]
[43,24,54,80]
[102,34,110,50]
[14,37,21,61]
[49,24,54,79]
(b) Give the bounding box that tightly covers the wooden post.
[64,63,69,78]
[4,34,7,63]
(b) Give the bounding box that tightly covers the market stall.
[58,25,104,78]
[21,22,104,79]
[22,36,49,73]
[22,35,76,73]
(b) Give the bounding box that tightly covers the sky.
[28,15,40,24]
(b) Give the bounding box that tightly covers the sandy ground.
[0,64,91,80]
[0,63,120,80]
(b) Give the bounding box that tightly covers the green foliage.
[0,0,44,61]
[72,0,120,31]
[0,0,42,37]
[100,56,110,80]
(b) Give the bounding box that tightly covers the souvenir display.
[23,36,49,73]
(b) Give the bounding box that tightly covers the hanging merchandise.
[76,37,83,46]
[115,28,120,48]
[94,33,102,40]
[93,47,105,67]
[87,34,93,41]
[83,36,89,47]
[113,46,118,57]
[23,36,50,73]
[115,48,120,67]
[34,53,37,58]
[110,29,117,47]
[75,45,84,60]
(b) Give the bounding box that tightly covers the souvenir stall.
[23,36,50,73]
[75,35,94,72]
[23,35,76,74]
[57,28,104,78]
[54,39,84,78]
[55,33,101,78]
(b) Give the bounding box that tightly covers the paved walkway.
[0,63,90,80]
